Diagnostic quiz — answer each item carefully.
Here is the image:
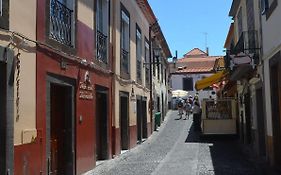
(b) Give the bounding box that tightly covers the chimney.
[206,47,209,56]
[173,50,178,68]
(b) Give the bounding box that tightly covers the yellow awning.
[195,71,228,91]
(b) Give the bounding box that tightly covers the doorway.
[96,86,109,160]
[49,82,75,175]
[244,93,252,144]
[0,47,14,175]
[256,88,266,158]
[137,96,142,143]
[0,63,6,173]
[270,63,281,167]
[120,92,129,150]
[142,98,147,139]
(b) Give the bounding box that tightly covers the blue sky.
[148,0,233,58]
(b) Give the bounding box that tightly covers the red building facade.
[14,0,114,174]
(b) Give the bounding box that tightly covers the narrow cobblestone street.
[88,111,259,175]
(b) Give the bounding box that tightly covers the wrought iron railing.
[49,0,73,46]
[231,30,259,55]
[97,30,108,63]
[121,49,129,73]
[145,67,150,88]
[226,30,260,67]
[137,60,142,83]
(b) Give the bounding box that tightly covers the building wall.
[0,0,37,174]
[170,73,215,102]
[113,0,151,152]
[262,1,281,139]
[262,4,281,57]
[9,0,37,146]
[262,9,281,163]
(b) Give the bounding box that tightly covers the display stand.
[201,98,237,135]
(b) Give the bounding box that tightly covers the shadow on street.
[185,123,261,175]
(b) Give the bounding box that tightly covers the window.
[96,0,109,64]
[145,39,150,88]
[120,5,130,78]
[246,0,254,31]
[136,25,142,84]
[161,64,164,83]
[157,57,160,80]
[49,0,74,46]
[0,0,9,29]
[237,7,243,38]
[183,78,193,91]
[261,0,278,18]
[0,0,2,16]
[164,69,167,85]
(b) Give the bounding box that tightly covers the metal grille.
[121,49,129,73]
[145,67,150,88]
[137,60,142,83]
[49,0,73,46]
[97,30,108,63]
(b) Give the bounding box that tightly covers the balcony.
[226,30,260,68]
[49,0,73,47]
[231,30,259,56]
[97,30,108,63]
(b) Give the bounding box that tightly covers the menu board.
[206,100,232,119]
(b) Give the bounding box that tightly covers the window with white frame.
[49,0,75,47]
[120,7,130,76]
[136,25,142,84]
[96,0,109,63]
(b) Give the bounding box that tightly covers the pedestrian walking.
[177,98,184,119]
[184,101,192,120]
[192,101,202,131]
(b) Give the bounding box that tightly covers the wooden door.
[120,94,129,150]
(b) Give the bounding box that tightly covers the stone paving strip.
[87,111,260,175]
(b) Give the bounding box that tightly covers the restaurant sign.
[79,71,94,100]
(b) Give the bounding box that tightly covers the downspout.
[111,0,116,157]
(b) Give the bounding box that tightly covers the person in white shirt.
[192,101,202,131]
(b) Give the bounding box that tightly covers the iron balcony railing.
[145,67,150,88]
[121,48,129,73]
[49,0,73,46]
[137,60,142,83]
[231,30,259,56]
[96,30,108,63]
[226,30,260,68]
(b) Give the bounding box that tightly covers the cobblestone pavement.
[88,111,260,175]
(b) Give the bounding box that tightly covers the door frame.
[0,47,14,175]
[46,74,76,174]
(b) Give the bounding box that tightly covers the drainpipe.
[111,0,116,157]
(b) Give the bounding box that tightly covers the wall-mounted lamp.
[130,85,136,101]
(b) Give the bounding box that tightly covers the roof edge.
[229,0,241,17]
